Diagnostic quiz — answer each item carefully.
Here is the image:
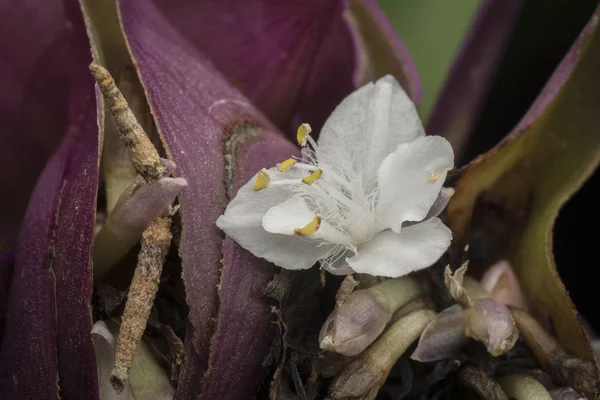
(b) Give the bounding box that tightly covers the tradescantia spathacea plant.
[1,0,600,399]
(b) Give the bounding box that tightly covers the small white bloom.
[217,75,454,277]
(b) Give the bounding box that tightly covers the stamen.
[253,168,270,191]
[302,168,323,184]
[428,166,450,182]
[294,214,321,236]
[428,172,442,182]
[279,158,297,172]
[297,123,312,146]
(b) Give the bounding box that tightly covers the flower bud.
[319,276,423,356]
[411,304,467,362]
[444,264,518,357]
[481,260,529,310]
[93,174,187,280]
[464,297,519,356]
[319,290,389,356]
[548,387,586,400]
[329,309,436,400]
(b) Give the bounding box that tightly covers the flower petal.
[425,187,455,220]
[262,196,315,235]
[218,171,329,271]
[347,218,452,277]
[376,136,454,232]
[318,75,424,189]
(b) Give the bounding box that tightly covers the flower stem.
[497,374,553,400]
[368,276,425,310]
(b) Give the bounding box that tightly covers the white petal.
[376,136,454,232]
[425,187,455,220]
[262,196,315,235]
[317,75,425,188]
[216,169,332,270]
[347,218,452,277]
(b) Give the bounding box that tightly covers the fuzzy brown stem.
[90,63,165,183]
[510,307,600,399]
[110,217,172,392]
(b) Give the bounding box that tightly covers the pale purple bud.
[549,387,586,400]
[93,175,187,279]
[465,298,519,357]
[319,290,389,356]
[481,260,529,311]
[319,277,423,356]
[411,304,468,362]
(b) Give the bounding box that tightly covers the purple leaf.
[0,0,71,328]
[201,135,298,399]
[427,0,522,159]
[347,0,422,104]
[0,3,99,399]
[149,0,357,136]
[118,0,299,397]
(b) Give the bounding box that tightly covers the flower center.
[255,123,379,254]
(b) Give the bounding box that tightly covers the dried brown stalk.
[90,63,165,183]
[90,63,176,392]
[110,217,172,392]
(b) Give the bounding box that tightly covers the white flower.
[216,75,454,277]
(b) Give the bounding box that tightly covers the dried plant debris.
[458,365,509,400]
[90,63,165,183]
[110,217,173,392]
[90,64,182,394]
[511,308,600,399]
[269,268,327,400]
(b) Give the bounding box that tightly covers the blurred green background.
[376,0,481,121]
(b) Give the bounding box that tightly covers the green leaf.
[448,9,600,359]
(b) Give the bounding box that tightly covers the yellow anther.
[296,123,312,146]
[253,168,270,191]
[428,172,442,182]
[294,214,322,236]
[279,158,297,172]
[302,168,322,184]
